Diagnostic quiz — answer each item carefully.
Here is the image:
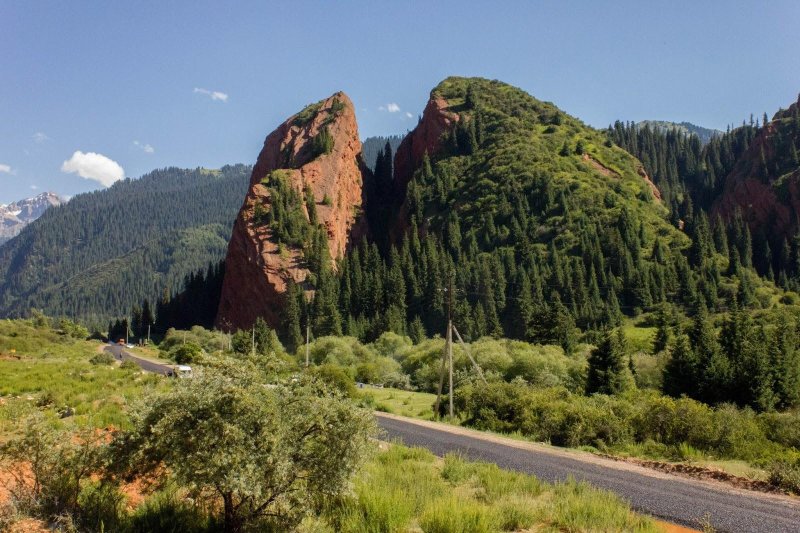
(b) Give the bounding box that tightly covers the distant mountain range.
[0,166,251,326]
[636,120,722,144]
[0,192,63,244]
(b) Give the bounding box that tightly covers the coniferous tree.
[586,329,633,394]
[663,334,697,398]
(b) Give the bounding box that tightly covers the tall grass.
[326,445,658,532]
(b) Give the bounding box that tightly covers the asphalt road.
[377,413,800,533]
[104,345,173,375]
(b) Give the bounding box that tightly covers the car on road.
[166,365,193,379]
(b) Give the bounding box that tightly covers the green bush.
[310,364,357,398]
[167,342,202,364]
[127,488,211,533]
[768,458,800,494]
[90,352,115,365]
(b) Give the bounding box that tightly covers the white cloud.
[32,132,49,143]
[194,87,228,102]
[405,112,413,118]
[378,103,402,113]
[0,164,11,173]
[133,140,155,154]
[30,184,39,190]
[61,151,124,187]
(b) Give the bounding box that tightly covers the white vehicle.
[170,365,193,378]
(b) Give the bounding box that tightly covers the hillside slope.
[0,165,250,326]
[235,77,705,346]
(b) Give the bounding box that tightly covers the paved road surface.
[104,345,173,375]
[377,413,800,533]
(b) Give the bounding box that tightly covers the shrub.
[111,360,376,532]
[768,458,800,494]
[167,342,202,364]
[127,488,210,533]
[120,360,139,371]
[90,352,115,365]
[311,364,357,398]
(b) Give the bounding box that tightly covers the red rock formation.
[712,104,800,239]
[393,96,459,192]
[216,93,367,331]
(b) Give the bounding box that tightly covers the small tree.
[586,329,634,395]
[112,360,375,532]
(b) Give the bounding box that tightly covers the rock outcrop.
[713,100,800,240]
[393,96,459,194]
[216,93,367,331]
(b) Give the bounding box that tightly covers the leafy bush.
[120,360,140,371]
[768,458,800,494]
[310,364,357,398]
[90,351,115,365]
[167,342,203,364]
[111,359,376,532]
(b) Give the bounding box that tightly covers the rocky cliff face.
[216,93,367,331]
[713,99,800,240]
[393,96,459,193]
[0,192,62,245]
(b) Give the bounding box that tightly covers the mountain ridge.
[0,191,63,244]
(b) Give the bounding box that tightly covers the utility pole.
[434,272,455,419]
[251,325,256,357]
[146,324,151,346]
[447,273,454,418]
[305,323,310,368]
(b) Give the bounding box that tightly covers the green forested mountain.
[636,120,721,145]
[282,77,766,348]
[362,135,404,171]
[0,165,250,327]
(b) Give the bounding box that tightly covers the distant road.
[104,345,173,375]
[376,412,800,533]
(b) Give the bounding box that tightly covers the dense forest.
[361,134,404,171]
[275,78,785,348]
[0,165,251,327]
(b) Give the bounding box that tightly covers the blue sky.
[1,1,799,204]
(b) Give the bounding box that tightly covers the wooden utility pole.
[147,324,151,346]
[447,274,454,418]
[434,272,455,419]
[305,323,310,368]
[251,326,256,357]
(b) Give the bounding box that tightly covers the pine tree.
[282,279,304,354]
[652,304,672,354]
[770,313,800,409]
[662,333,698,398]
[586,329,633,394]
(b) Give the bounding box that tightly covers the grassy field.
[361,386,438,419]
[0,318,663,532]
[0,319,165,432]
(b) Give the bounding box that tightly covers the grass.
[0,319,166,432]
[359,387,438,419]
[328,444,659,532]
[0,318,662,532]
